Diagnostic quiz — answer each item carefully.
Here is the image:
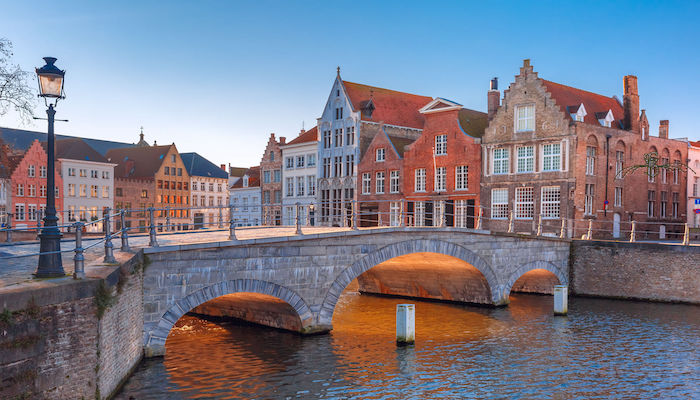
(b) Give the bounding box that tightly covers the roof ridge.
[542,79,616,102]
[342,80,432,99]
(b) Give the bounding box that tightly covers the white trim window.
[285,157,294,170]
[296,156,305,168]
[433,201,445,227]
[541,186,560,219]
[435,167,446,192]
[435,134,447,156]
[307,175,316,196]
[414,168,426,192]
[390,170,400,193]
[390,201,401,227]
[296,176,305,197]
[660,191,667,218]
[375,171,385,194]
[660,158,669,184]
[515,187,534,219]
[27,204,37,221]
[647,190,655,217]
[286,177,294,197]
[515,104,535,132]
[454,199,468,228]
[491,188,508,219]
[362,173,371,194]
[614,187,622,207]
[492,148,509,175]
[542,143,561,172]
[455,165,468,190]
[415,201,425,227]
[585,184,595,215]
[615,151,624,178]
[28,165,35,177]
[516,146,534,173]
[307,154,316,167]
[376,148,385,162]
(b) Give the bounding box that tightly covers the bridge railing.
[0,200,694,278]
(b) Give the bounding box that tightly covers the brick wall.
[570,241,700,303]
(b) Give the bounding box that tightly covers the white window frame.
[515,187,534,219]
[376,148,385,162]
[415,201,425,227]
[492,148,509,175]
[390,201,400,227]
[286,177,294,197]
[390,170,400,193]
[375,171,385,194]
[362,173,371,195]
[414,168,426,192]
[542,143,561,172]
[516,146,534,173]
[435,167,446,192]
[491,188,508,219]
[435,134,447,156]
[455,165,468,190]
[585,184,595,216]
[614,187,622,207]
[540,186,560,219]
[515,104,535,132]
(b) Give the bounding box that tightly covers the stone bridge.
[141,227,570,356]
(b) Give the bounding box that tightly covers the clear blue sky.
[1,1,698,167]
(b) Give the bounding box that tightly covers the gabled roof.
[286,126,318,146]
[180,152,228,179]
[230,166,260,189]
[228,166,247,178]
[0,127,134,156]
[45,138,110,163]
[105,145,172,179]
[542,80,625,129]
[387,135,416,158]
[342,81,432,129]
[457,108,488,138]
[419,98,463,114]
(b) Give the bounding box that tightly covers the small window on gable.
[570,104,586,123]
[336,89,340,97]
[376,148,385,162]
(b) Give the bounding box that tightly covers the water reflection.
[117,292,700,399]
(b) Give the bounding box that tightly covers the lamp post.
[35,57,66,278]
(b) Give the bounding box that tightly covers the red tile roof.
[231,166,260,189]
[542,80,625,129]
[286,126,318,145]
[343,81,432,129]
[106,145,172,179]
[690,140,700,148]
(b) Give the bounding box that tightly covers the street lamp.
[35,57,66,278]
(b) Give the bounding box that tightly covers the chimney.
[220,164,226,171]
[659,120,669,139]
[279,137,286,145]
[623,75,640,133]
[487,77,500,121]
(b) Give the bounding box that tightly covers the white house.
[229,166,261,226]
[57,138,116,232]
[181,152,229,229]
[281,127,318,225]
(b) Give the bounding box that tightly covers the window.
[217,184,222,192]
[334,129,343,147]
[296,176,305,196]
[585,184,595,215]
[515,187,534,219]
[79,169,87,177]
[68,206,75,222]
[102,171,109,179]
[335,107,343,119]
[90,185,98,198]
[15,204,25,221]
[454,200,469,228]
[164,181,170,189]
[516,146,534,173]
[333,156,342,177]
[200,182,206,191]
[362,173,371,194]
[414,168,426,192]
[585,146,596,176]
[346,126,355,146]
[28,165,35,177]
[376,148,385,162]
[541,186,560,219]
[435,167,446,192]
[323,130,331,148]
[27,204,37,221]
[207,183,213,192]
[491,189,508,219]
[493,148,509,174]
[307,154,316,167]
[28,184,36,197]
[177,168,182,176]
[673,165,679,185]
[79,184,87,197]
[40,185,46,197]
[285,157,294,169]
[375,172,385,194]
[171,154,176,163]
[68,167,76,177]
[263,170,271,183]
[274,190,281,203]
[694,177,699,197]
[672,192,679,218]
[270,152,275,162]
[542,143,561,171]
[390,202,401,227]
[415,201,425,227]
[660,191,667,218]
[515,104,535,132]
[322,158,331,178]
[140,189,147,198]
[201,195,206,206]
[455,165,468,190]
[164,166,170,175]
[116,188,123,197]
[91,170,98,179]
[345,154,354,177]
[661,158,669,184]
[435,135,447,155]
[296,156,305,168]
[615,151,624,178]
[647,190,655,217]
[286,177,294,197]
[274,170,281,182]
[307,175,316,196]
[192,195,198,206]
[614,187,622,207]
[648,164,655,183]
[16,184,23,197]
[390,170,400,193]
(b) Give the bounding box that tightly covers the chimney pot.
[220,164,226,171]
[280,137,286,145]
[490,77,498,91]
[487,77,501,121]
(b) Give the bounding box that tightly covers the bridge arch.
[318,239,500,325]
[503,260,568,298]
[145,279,314,356]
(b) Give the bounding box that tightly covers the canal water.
[117,291,700,399]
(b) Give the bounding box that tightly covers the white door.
[613,213,621,238]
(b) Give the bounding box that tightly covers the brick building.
[260,133,285,225]
[356,125,415,227]
[106,143,191,232]
[403,98,486,227]
[316,69,430,226]
[688,140,700,228]
[481,60,687,238]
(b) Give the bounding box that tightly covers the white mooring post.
[553,285,568,315]
[396,304,415,345]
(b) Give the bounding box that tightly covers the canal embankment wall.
[0,253,144,400]
[570,241,700,304]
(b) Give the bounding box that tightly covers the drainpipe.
[604,134,611,217]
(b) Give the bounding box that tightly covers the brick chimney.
[487,77,500,121]
[220,164,226,171]
[279,137,286,145]
[623,75,639,133]
[659,120,669,139]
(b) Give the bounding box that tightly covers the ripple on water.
[116,294,700,399]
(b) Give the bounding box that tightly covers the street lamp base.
[35,231,65,278]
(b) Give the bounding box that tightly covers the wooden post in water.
[553,285,568,315]
[396,304,415,345]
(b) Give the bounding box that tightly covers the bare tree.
[0,38,36,123]
[620,151,694,178]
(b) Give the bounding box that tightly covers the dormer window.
[376,148,385,162]
[596,109,615,128]
[569,103,587,123]
[243,176,249,187]
[361,100,375,119]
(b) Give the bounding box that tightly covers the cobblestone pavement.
[0,226,349,288]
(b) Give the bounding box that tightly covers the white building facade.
[281,127,318,225]
[229,167,261,227]
[181,152,230,230]
[60,159,116,232]
[688,141,700,227]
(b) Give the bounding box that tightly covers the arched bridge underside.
[142,227,570,356]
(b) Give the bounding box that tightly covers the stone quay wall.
[0,254,144,400]
[570,241,700,304]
